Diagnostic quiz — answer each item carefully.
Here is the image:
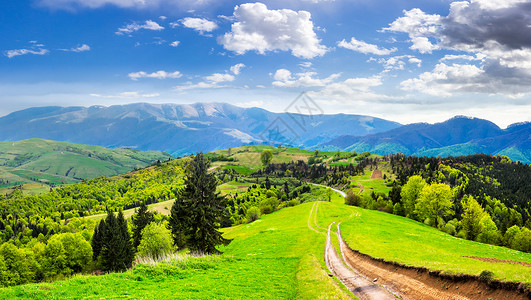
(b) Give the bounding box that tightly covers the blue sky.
[1,0,530,127]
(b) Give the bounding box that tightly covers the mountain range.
[0,103,529,163]
[0,103,399,156]
[318,116,531,163]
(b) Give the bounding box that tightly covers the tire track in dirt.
[307,202,323,234]
[337,223,469,300]
[325,223,396,300]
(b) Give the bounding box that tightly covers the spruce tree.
[101,210,119,272]
[132,202,154,249]
[91,219,105,261]
[117,210,134,269]
[101,210,134,272]
[169,152,230,254]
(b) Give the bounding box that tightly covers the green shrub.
[137,223,174,261]
[246,207,260,223]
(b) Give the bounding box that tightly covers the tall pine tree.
[101,210,134,272]
[132,202,154,249]
[91,219,105,261]
[169,152,230,254]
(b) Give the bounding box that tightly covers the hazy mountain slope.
[0,103,401,155]
[321,117,531,163]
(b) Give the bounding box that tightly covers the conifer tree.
[91,219,105,261]
[132,202,154,249]
[169,152,230,254]
[101,210,134,272]
[101,210,119,272]
[117,210,134,269]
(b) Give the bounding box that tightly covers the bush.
[479,270,494,282]
[442,223,456,236]
[137,223,174,261]
[345,190,362,206]
[246,207,260,223]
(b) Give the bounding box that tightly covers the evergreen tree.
[132,202,154,249]
[101,210,133,272]
[91,219,105,261]
[169,152,230,254]
[101,211,119,272]
[117,210,134,270]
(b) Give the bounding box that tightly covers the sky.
[1,0,531,128]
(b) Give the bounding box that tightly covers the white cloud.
[128,70,182,80]
[338,37,396,55]
[60,44,91,52]
[440,54,479,62]
[230,63,245,75]
[176,69,237,91]
[90,91,160,98]
[386,1,531,96]
[205,73,235,83]
[116,20,164,35]
[374,55,421,72]
[272,69,340,87]
[299,61,312,68]
[180,17,218,33]
[219,2,327,59]
[401,63,486,96]
[170,41,180,47]
[5,48,49,58]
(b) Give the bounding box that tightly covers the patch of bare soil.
[370,170,382,179]
[338,225,530,300]
[464,256,531,267]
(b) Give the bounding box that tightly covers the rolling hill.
[0,102,401,156]
[0,138,172,190]
[319,116,531,163]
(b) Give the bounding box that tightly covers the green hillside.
[0,145,530,298]
[0,138,172,193]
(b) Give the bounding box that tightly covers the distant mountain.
[319,116,531,164]
[0,103,401,156]
[0,138,172,187]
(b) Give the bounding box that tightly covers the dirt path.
[337,224,471,300]
[325,223,396,300]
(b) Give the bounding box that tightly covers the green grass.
[2,203,352,299]
[0,138,172,190]
[348,170,393,195]
[84,199,176,221]
[339,207,531,284]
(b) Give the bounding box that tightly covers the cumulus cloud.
[338,37,396,55]
[5,48,49,58]
[272,69,340,87]
[128,70,182,80]
[90,91,160,98]
[116,20,164,35]
[218,2,327,59]
[180,17,218,33]
[385,0,531,96]
[230,63,245,75]
[170,41,180,47]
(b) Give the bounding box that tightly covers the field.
[0,138,172,192]
[0,201,352,299]
[334,206,531,284]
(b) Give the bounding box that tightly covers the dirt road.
[325,223,396,300]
